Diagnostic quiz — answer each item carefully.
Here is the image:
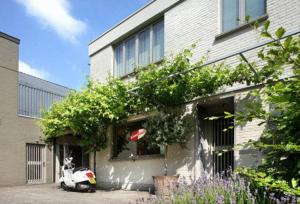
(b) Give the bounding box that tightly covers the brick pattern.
[0,36,54,186]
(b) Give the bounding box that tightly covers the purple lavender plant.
[135,171,298,204]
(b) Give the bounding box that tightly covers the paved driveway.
[0,184,151,204]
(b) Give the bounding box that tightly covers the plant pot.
[152,175,179,196]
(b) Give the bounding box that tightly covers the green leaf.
[261,31,272,38]
[284,36,292,48]
[292,178,299,188]
[254,21,259,29]
[245,15,250,23]
[263,20,270,30]
[275,27,285,39]
[224,111,234,119]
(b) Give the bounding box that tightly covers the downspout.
[53,138,56,183]
[193,105,200,181]
[93,151,96,176]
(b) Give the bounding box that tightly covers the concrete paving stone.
[0,184,152,204]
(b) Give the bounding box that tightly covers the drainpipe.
[93,151,96,176]
[53,138,56,183]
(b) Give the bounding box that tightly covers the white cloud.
[19,60,49,79]
[16,0,86,43]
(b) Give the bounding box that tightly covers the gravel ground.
[0,184,151,204]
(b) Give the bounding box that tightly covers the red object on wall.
[129,129,146,142]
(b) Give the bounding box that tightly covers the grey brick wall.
[0,33,70,186]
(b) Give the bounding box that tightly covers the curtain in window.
[246,0,266,20]
[152,21,164,62]
[114,44,123,77]
[222,0,239,32]
[125,37,135,74]
[138,29,150,67]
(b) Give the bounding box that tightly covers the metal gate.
[26,144,46,184]
[212,117,234,175]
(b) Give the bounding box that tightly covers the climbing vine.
[233,24,300,196]
[40,21,300,196]
[40,78,131,152]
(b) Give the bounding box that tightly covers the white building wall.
[165,0,300,62]
[90,46,113,83]
[94,105,197,190]
[89,0,300,189]
[164,0,300,177]
[94,127,165,190]
[234,91,264,168]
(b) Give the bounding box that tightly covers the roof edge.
[19,72,73,91]
[0,32,20,44]
[88,0,156,45]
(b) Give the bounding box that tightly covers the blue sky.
[0,0,150,89]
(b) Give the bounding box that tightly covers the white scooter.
[59,156,96,192]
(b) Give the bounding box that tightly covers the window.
[222,0,239,32]
[221,0,266,32]
[152,21,164,62]
[114,44,124,77]
[245,0,266,21]
[198,98,234,175]
[138,28,150,67]
[125,37,136,74]
[113,20,164,77]
[112,120,162,159]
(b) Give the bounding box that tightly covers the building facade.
[0,32,81,186]
[89,0,300,190]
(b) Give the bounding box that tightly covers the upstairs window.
[221,0,266,32]
[152,21,164,62]
[114,44,124,77]
[138,28,150,67]
[222,0,239,32]
[125,37,136,74]
[245,0,266,21]
[114,20,164,77]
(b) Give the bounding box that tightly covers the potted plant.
[143,111,187,196]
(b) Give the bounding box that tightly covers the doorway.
[26,144,46,184]
[55,144,89,182]
[197,97,234,175]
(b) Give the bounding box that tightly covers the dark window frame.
[111,119,162,160]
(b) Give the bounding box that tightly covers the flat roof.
[0,32,20,44]
[89,0,156,45]
[88,0,183,56]
[19,72,72,96]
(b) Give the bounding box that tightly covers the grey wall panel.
[18,84,68,118]
[18,73,71,118]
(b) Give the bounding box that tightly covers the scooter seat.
[73,167,87,173]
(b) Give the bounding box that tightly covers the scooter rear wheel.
[61,182,69,191]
